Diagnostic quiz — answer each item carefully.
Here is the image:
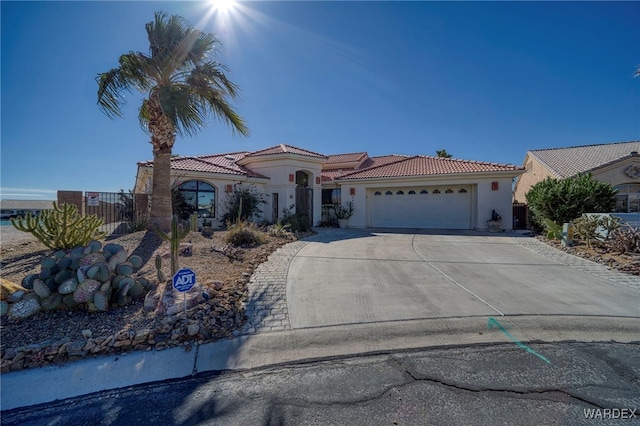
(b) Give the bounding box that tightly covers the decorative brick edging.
[239,241,308,335]
[514,237,640,290]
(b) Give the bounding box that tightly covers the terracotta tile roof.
[244,144,326,159]
[362,155,409,169]
[321,168,355,182]
[529,140,640,178]
[138,152,269,179]
[325,152,368,166]
[338,156,523,180]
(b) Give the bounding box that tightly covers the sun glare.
[208,0,237,14]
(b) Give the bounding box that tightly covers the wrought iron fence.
[512,202,528,230]
[84,191,148,236]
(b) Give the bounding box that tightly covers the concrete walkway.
[2,229,639,412]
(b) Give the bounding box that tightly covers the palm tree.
[97,12,249,230]
[436,149,452,158]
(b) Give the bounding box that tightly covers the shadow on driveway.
[304,227,532,244]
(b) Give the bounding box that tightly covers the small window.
[385,191,393,195]
[396,190,404,195]
[458,188,468,193]
[420,190,428,194]
[433,189,441,194]
[374,191,382,196]
[408,190,416,195]
[445,189,454,194]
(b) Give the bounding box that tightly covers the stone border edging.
[513,237,640,290]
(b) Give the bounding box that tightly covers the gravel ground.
[0,226,300,370]
[1,226,38,246]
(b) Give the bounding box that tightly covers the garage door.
[370,186,472,229]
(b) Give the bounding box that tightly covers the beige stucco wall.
[240,156,325,225]
[591,157,640,187]
[512,153,558,203]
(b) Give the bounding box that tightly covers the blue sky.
[1,1,639,200]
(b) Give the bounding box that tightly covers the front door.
[295,171,313,227]
[272,193,279,222]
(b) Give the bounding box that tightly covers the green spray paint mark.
[488,317,551,365]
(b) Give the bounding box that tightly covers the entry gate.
[84,191,148,235]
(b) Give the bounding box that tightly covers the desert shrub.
[573,215,601,248]
[525,174,616,230]
[608,225,640,254]
[222,184,266,224]
[600,215,621,240]
[225,221,266,246]
[282,212,311,232]
[11,202,107,250]
[266,222,292,238]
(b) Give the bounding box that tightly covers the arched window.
[374,191,382,196]
[396,190,404,195]
[420,190,428,194]
[176,181,216,219]
[408,190,416,195]
[458,188,468,193]
[385,191,393,195]
[445,189,454,194]
[433,189,441,194]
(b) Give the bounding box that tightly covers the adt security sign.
[173,268,196,292]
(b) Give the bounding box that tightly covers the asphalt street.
[3,342,639,426]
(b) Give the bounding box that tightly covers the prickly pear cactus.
[128,255,143,269]
[2,240,151,319]
[41,293,62,311]
[22,274,38,290]
[93,291,109,311]
[73,279,102,303]
[33,279,51,298]
[58,277,79,295]
[8,296,41,319]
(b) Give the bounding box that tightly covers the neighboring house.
[513,141,640,214]
[0,200,55,219]
[135,144,524,230]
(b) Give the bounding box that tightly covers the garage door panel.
[370,186,471,229]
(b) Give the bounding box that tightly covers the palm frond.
[96,67,128,119]
[96,52,151,119]
[98,11,249,139]
[138,100,151,134]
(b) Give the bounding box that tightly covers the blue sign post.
[173,268,196,293]
[173,268,196,317]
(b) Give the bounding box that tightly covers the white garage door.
[370,186,472,229]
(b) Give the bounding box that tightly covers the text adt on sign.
[173,268,196,292]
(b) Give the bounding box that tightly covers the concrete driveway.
[287,229,640,329]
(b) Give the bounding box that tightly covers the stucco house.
[135,144,524,231]
[513,140,640,214]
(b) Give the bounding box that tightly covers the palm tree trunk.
[149,144,173,231]
[148,92,176,231]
